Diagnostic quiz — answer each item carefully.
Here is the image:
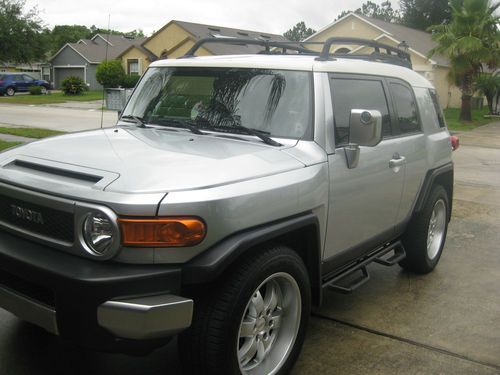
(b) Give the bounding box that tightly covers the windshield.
[122,67,313,140]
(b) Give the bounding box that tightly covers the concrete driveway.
[0,123,499,374]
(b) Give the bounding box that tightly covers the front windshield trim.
[122,66,314,141]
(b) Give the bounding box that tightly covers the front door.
[323,74,405,260]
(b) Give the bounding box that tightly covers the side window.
[390,82,420,133]
[429,89,446,128]
[13,75,24,82]
[331,77,392,146]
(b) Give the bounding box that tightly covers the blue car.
[0,72,52,96]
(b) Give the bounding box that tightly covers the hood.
[0,127,304,194]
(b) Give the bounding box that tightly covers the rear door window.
[389,81,421,134]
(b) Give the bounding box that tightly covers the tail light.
[450,135,459,151]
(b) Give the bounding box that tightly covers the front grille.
[0,194,74,243]
[0,269,55,307]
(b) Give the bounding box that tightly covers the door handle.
[389,155,406,168]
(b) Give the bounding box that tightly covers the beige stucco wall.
[433,66,461,108]
[121,47,150,75]
[308,15,462,108]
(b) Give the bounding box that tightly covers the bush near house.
[96,60,126,88]
[61,76,87,95]
[29,86,43,95]
[121,74,141,88]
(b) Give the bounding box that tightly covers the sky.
[26,0,383,36]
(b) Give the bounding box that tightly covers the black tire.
[400,185,449,274]
[6,86,15,96]
[179,244,311,375]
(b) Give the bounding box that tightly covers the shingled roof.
[50,34,146,64]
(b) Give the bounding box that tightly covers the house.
[49,34,146,90]
[118,20,289,76]
[0,62,48,81]
[305,12,461,108]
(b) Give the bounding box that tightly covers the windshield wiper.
[195,115,281,146]
[233,125,282,147]
[151,118,206,135]
[120,115,148,128]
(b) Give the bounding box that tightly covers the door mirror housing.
[349,109,382,147]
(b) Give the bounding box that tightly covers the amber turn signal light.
[118,217,206,247]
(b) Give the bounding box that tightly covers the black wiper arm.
[120,115,148,128]
[234,125,282,147]
[152,119,205,135]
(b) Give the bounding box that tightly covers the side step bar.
[323,241,406,294]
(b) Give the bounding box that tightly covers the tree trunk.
[459,72,473,121]
[459,95,472,121]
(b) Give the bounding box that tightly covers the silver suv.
[0,38,453,374]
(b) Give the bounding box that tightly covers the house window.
[127,59,139,75]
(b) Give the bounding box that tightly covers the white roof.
[151,55,433,88]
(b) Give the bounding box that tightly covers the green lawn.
[0,91,103,105]
[0,140,21,151]
[444,107,493,132]
[0,127,65,139]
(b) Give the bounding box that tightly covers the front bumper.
[0,230,192,352]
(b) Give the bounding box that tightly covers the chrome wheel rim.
[237,272,301,375]
[40,86,47,94]
[427,199,446,260]
[6,88,14,96]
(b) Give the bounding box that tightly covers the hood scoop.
[11,160,102,184]
[0,155,119,191]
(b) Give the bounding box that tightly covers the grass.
[0,140,21,151]
[443,107,493,132]
[0,127,65,139]
[0,91,103,105]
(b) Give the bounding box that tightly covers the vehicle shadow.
[1,318,181,375]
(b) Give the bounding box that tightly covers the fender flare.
[413,162,454,218]
[182,212,322,305]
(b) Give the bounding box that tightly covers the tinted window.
[23,75,35,81]
[331,78,391,145]
[429,89,446,128]
[13,75,24,81]
[390,83,420,133]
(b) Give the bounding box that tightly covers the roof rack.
[318,37,412,68]
[180,37,412,69]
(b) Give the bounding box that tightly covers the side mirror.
[349,109,382,147]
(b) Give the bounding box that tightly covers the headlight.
[83,212,117,256]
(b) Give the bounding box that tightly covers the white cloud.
[29,0,377,35]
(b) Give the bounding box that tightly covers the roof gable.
[142,19,289,58]
[306,12,449,67]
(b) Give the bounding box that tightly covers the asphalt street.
[0,102,117,132]
[0,106,499,374]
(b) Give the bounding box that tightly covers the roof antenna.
[100,14,111,129]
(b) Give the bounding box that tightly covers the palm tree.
[428,0,499,121]
[474,72,500,114]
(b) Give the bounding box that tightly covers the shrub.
[96,60,126,88]
[61,76,86,95]
[29,85,42,95]
[121,74,140,88]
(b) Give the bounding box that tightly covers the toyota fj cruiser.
[0,38,453,374]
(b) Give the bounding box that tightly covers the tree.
[474,72,500,114]
[0,0,47,63]
[283,21,316,41]
[399,0,452,30]
[96,60,126,88]
[428,0,499,121]
[335,1,399,22]
[49,25,91,54]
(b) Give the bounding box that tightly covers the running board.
[323,241,406,294]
